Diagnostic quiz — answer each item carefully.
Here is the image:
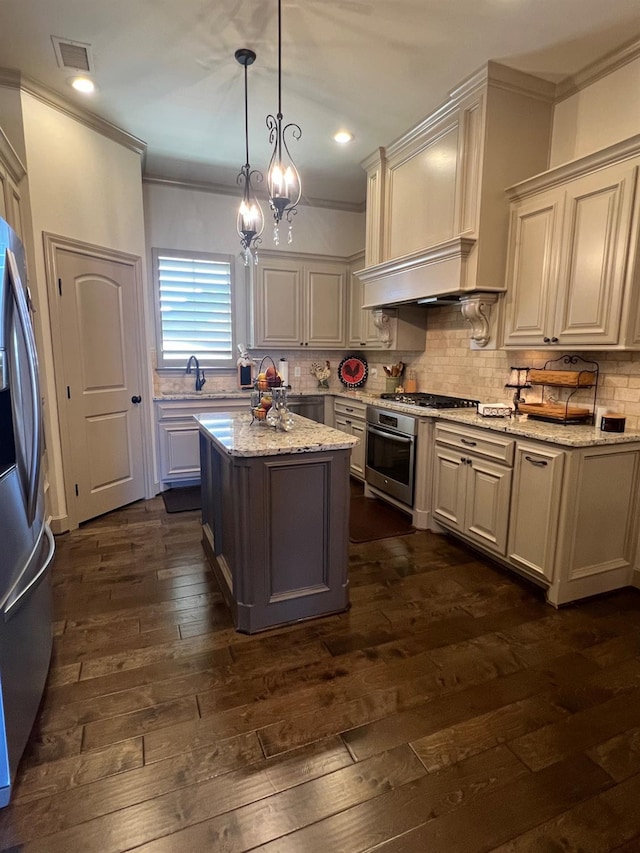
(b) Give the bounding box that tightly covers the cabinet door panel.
[348,270,378,347]
[387,121,459,259]
[465,458,512,555]
[503,194,560,346]
[159,424,200,480]
[306,266,346,347]
[350,421,366,479]
[432,448,466,532]
[508,444,564,581]
[554,164,638,345]
[255,263,302,347]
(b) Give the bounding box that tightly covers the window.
[153,248,235,368]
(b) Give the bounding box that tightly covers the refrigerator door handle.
[6,249,41,526]
[2,525,54,622]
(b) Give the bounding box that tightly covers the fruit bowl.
[254,356,283,391]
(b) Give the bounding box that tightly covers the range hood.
[356,238,501,347]
[355,62,556,344]
[356,236,492,309]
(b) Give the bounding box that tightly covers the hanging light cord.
[243,58,250,166]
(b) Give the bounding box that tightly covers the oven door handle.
[367,425,413,445]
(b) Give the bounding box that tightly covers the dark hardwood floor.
[3,491,640,852]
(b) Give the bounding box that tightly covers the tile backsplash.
[154,304,640,431]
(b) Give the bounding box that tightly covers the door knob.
[131,395,142,404]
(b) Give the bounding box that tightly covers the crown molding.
[555,36,640,101]
[0,68,146,157]
[507,132,640,200]
[142,174,365,214]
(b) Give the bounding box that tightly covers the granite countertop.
[436,410,640,448]
[195,411,359,457]
[161,389,640,448]
[155,390,332,401]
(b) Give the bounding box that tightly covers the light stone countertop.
[195,411,359,457]
[154,390,331,401]
[435,410,640,447]
[162,389,640,449]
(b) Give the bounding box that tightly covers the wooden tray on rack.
[527,369,597,387]
[518,402,591,422]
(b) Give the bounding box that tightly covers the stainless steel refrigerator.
[0,217,54,806]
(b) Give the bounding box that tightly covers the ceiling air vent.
[51,36,94,72]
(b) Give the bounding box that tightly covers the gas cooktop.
[379,392,479,409]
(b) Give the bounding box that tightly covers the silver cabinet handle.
[6,249,41,526]
[460,438,477,446]
[525,455,548,467]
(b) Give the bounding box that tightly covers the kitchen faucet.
[186,355,206,392]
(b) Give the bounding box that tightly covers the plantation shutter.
[157,252,233,365]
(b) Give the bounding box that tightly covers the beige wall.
[19,92,148,526]
[551,54,640,167]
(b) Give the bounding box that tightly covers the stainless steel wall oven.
[366,407,417,507]
[365,394,479,508]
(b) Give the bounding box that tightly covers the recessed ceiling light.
[70,76,95,94]
[333,130,353,144]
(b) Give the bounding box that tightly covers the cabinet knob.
[131,395,142,404]
[461,456,467,464]
[543,337,551,343]
[551,337,559,343]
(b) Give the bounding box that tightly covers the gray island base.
[196,412,359,634]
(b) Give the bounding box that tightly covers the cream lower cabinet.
[432,423,514,556]
[508,443,565,583]
[252,252,347,349]
[157,399,247,485]
[333,398,366,479]
[544,442,640,606]
[503,141,640,350]
[431,419,640,606]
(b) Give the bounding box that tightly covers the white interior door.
[55,247,146,524]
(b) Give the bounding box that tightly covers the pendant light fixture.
[266,0,302,245]
[235,48,264,266]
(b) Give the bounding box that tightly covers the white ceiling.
[1,0,640,206]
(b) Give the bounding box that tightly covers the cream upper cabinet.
[252,252,347,349]
[503,137,640,350]
[0,128,26,240]
[357,62,555,309]
[347,253,379,348]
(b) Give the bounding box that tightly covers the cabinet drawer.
[435,423,514,466]
[333,399,367,421]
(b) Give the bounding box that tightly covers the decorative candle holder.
[505,366,531,414]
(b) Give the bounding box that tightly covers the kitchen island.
[196,411,358,633]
